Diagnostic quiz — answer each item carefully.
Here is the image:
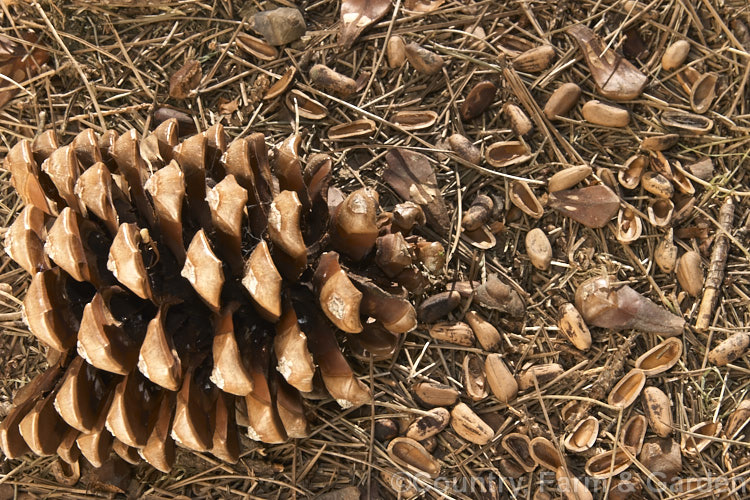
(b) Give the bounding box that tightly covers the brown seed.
[635,338,682,376]
[463,353,488,401]
[462,194,494,231]
[405,407,450,441]
[309,64,357,96]
[585,449,632,479]
[654,230,678,273]
[621,414,647,454]
[169,59,201,99]
[639,438,682,482]
[675,250,703,297]
[681,421,721,456]
[387,437,441,477]
[525,228,552,271]
[501,433,537,473]
[513,45,555,72]
[450,402,494,445]
[548,165,591,192]
[708,332,750,366]
[662,40,690,71]
[412,382,459,408]
[503,103,533,137]
[661,110,713,135]
[485,141,531,169]
[582,100,630,127]
[608,368,646,409]
[618,155,647,190]
[485,354,518,403]
[671,163,694,195]
[328,119,376,140]
[557,303,592,351]
[641,134,680,152]
[391,110,438,130]
[642,386,673,438]
[447,134,481,165]
[464,311,502,352]
[509,180,543,218]
[285,90,327,120]
[418,290,461,323]
[404,42,444,75]
[544,82,581,120]
[428,321,475,347]
[517,363,563,391]
[387,35,406,68]
[528,436,562,471]
[461,80,496,120]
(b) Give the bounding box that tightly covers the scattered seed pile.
[1,0,750,498]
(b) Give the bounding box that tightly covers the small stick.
[696,197,735,333]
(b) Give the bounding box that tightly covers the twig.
[695,197,735,333]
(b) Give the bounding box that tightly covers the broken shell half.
[391,110,438,131]
[564,416,599,453]
[328,119,376,140]
[501,433,537,473]
[528,436,563,471]
[618,155,647,190]
[661,110,713,135]
[608,368,646,409]
[485,141,531,169]
[647,198,674,227]
[509,180,543,218]
[463,353,488,401]
[616,208,642,244]
[584,449,632,479]
[264,67,296,100]
[635,338,682,376]
[642,386,673,438]
[387,437,441,477]
[690,72,717,114]
[621,414,647,454]
[285,90,327,120]
[681,421,721,456]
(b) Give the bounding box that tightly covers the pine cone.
[0,119,440,472]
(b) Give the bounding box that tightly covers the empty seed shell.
[485,354,518,403]
[635,338,682,376]
[404,42,444,75]
[264,67,296,100]
[584,449,632,479]
[647,198,674,227]
[413,382,459,408]
[558,303,592,351]
[708,332,750,367]
[675,250,703,297]
[387,36,406,68]
[641,171,673,199]
[501,433,537,473]
[503,103,533,137]
[450,402,494,445]
[548,165,591,192]
[485,141,531,169]
[681,421,721,456]
[528,436,562,471]
[464,311,502,352]
[509,180,543,218]
[513,45,555,72]
[463,353,488,401]
[429,321,475,347]
[661,110,713,135]
[582,100,630,127]
[285,90,327,120]
[616,208,642,243]
[670,164,694,195]
[517,363,563,391]
[387,437,441,477]
[525,228,552,271]
[690,72,718,114]
[461,80,496,120]
[621,414,647,454]
[608,368,646,409]
[236,33,278,61]
[544,82,581,120]
[642,386,673,438]
[618,155,647,190]
[662,40,690,71]
[328,119,376,140]
[391,110,438,131]
[309,64,356,96]
[405,407,450,441]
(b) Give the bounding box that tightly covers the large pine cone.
[0,120,440,472]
